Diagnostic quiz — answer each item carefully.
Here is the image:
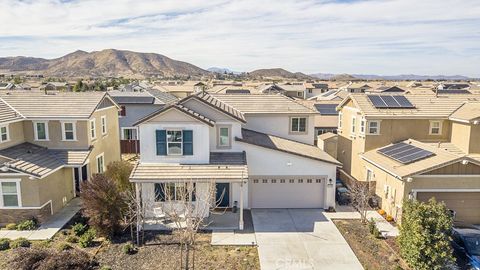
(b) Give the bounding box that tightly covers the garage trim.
[412,189,480,197]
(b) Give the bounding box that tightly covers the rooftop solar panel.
[315,104,339,115]
[367,95,415,109]
[377,142,434,164]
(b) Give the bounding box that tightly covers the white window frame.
[217,125,231,148]
[429,120,442,135]
[0,179,22,207]
[101,115,107,135]
[290,117,308,133]
[0,124,9,143]
[367,120,381,135]
[90,119,96,140]
[96,153,105,173]
[351,116,356,134]
[360,118,366,135]
[166,129,183,156]
[61,121,77,141]
[366,168,374,181]
[33,121,49,141]
[121,127,138,140]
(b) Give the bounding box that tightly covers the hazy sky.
[1,0,479,76]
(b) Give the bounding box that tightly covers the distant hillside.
[0,49,209,78]
[310,72,474,81]
[249,68,313,80]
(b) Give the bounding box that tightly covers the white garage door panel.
[251,179,325,208]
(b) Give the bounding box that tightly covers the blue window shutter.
[154,183,165,202]
[156,130,167,156]
[183,130,193,155]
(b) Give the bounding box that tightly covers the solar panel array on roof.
[314,104,338,115]
[377,142,434,164]
[437,90,471,94]
[367,95,415,108]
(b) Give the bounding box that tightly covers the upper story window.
[429,120,442,135]
[0,125,9,143]
[156,129,193,156]
[366,168,373,181]
[61,122,76,141]
[217,125,231,148]
[291,117,307,133]
[34,121,49,141]
[0,180,20,207]
[367,121,380,135]
[90,119,96,140]
[360,118,366,134]
[338,112,343,129]
[101,115,107,135]
[119,106,126,117]
[351,116,356,134]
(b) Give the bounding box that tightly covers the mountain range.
[0,49,474,81]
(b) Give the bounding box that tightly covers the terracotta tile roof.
[130,163,248,181]
[0,98,23,124]
[0,91,110,119]
[0,143,91,178]
[212,94,315,114]
[341,94,480,119]
[236,128,341,165]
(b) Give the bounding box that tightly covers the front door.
[215,183,230,207]
[74,164,89,196]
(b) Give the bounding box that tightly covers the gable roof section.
[0,98,24,124]
[449,102,480,123]
[181,92,246,123]
[338,94,480,119]
[236,128,341,165]
[212,94,316,114]
[0,91,113,119]
[133,104,215,126]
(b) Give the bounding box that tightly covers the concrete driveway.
[252,209,363,270]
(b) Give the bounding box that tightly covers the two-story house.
[335,93,480,224]
[0,91,121,225]
[130,92,341,230]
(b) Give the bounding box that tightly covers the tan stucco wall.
[87,107,121,175]
[38,168,74,213]
[23,120,89,149]
[450,122,471,154]
[0,121,25,150]
[469,124,480,154]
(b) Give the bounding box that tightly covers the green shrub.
[0,238,10,251]
[100,266,112,270]
[367,218,375,234]
[71,223,88,236]
[11,237,31,248]
[5,223,17,230]
[372,226,382,239]
[16,219,38,231]
[123,242,136,255]
[65,235,78,243]
[57,242,73,251]
[78,229,96,248]
[398,198,454,270]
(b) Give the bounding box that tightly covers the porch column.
[135,182,141,245]
[239,179,244,230]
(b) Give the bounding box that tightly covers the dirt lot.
[334,219,410,270]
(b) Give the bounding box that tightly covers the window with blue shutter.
[156,130,167,156]
[183,130,193,155]
[154,183,165,202]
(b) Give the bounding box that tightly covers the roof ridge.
[0,97,25,119]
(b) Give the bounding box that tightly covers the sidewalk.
[0,198,82,240]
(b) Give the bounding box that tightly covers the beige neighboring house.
[158,81,206,98]
[0,91,121,225]
[335,93,480,224]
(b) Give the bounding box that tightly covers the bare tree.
[144,179,226,270]
[349,181,374,224]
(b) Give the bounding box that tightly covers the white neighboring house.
[130,92,341,230]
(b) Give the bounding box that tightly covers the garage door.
[250,177,325,208]
[416,192,480,224]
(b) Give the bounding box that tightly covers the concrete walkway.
[252,209,363,270]
[0,198,82,240]
[211,209,257,246]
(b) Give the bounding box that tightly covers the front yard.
[0,217,259,270]
[334,219,410,270]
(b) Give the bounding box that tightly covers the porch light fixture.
[406,177,413,183]
[473,120,479,125]
[461,160,469,165]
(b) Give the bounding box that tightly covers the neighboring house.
[297,100,340,144]
[342,82,372,93]
[109,90,167,154]
[257,83,307,99]
[366,86,405,94]
[305,83,329,99]
[307,89,348,102]
[130,92,341,230]
[336,93,480,223]
[0,83,15,90]
[159,81,206,98]
[0,91,121,225]
[40,82,70,91]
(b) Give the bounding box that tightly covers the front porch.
[144,210,245,231]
